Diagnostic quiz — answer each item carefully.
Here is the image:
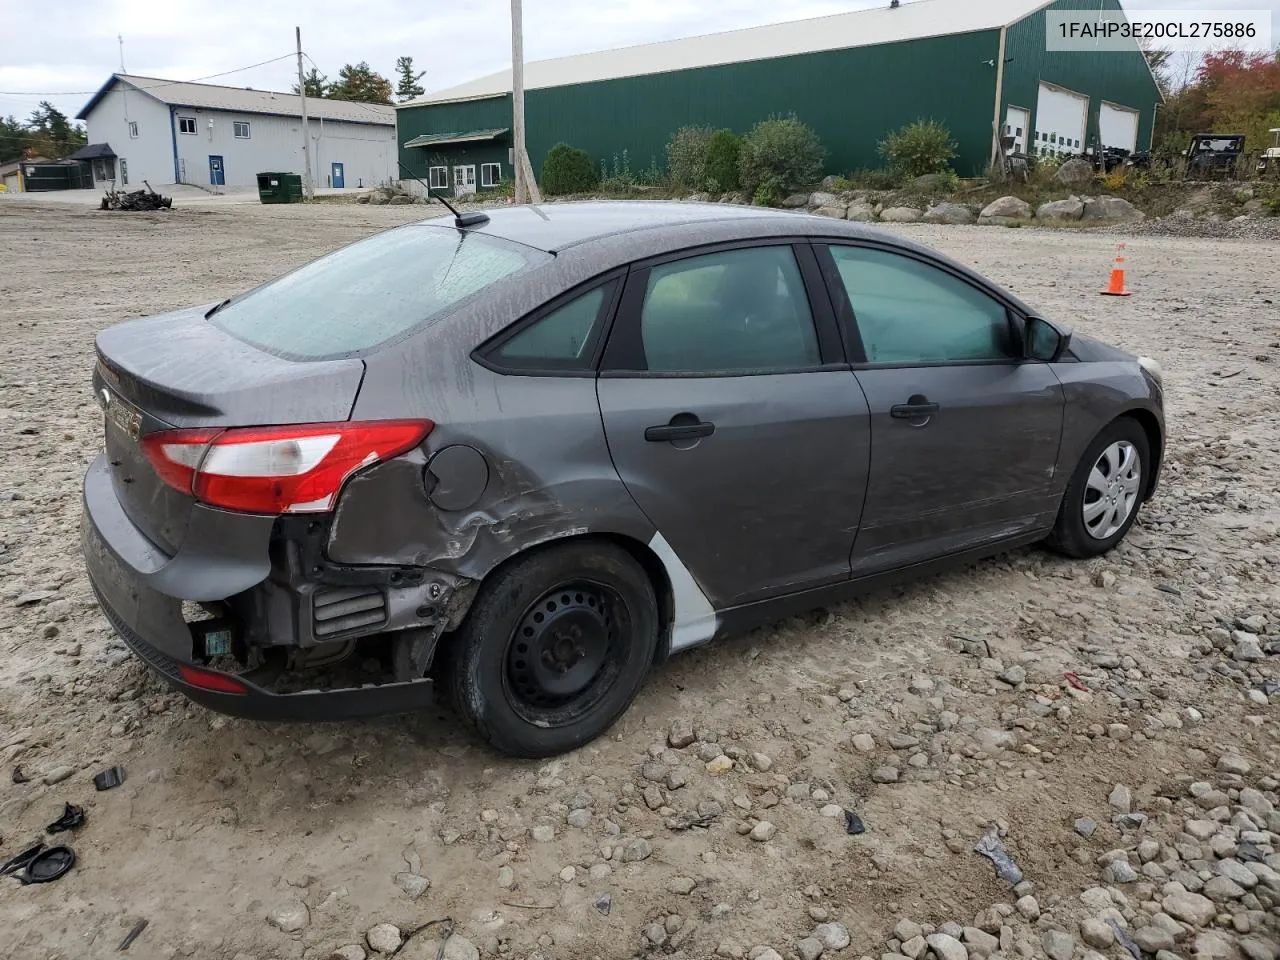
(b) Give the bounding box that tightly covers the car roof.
[415,200,823,253]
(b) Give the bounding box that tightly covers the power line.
[0,53,297,97]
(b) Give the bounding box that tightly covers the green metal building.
[396,0,1162,196]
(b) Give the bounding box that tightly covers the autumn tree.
[292,67,328,98]
[395,56,426,102]
[1153,47,1280,157]
[326,62,394,104]
[21,102,87,158]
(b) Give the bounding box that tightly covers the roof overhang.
[403,128,510,148]
[67,142,116,160]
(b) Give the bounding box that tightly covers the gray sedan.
[82,201,1164,757]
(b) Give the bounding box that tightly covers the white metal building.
[77,74,396,190]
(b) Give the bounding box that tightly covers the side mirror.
[1025,316,1072,362]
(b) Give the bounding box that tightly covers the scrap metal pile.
[100,181,173,211]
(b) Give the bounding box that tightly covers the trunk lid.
[94,305,365,554]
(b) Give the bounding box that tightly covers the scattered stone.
[1105,859,1139,884]
[41,766,74,786]
[568,808,592,829]
[668,719,696,748]
[644,923,668,946]
[1081,919,1115,949]
[1000,665,1027,686]
[1240,938,1279,960]
[531,824,555,842]
[366,923,402,953]
[1135,927,1178,953]
[1075,818,1098,838]
[853,734,876,753]
[926,933,967,960]
[750,821,777,842]
[1162,892,1216,926]
[964,927,999,958]
[1235,634,1265,663]
[394,872,430,900]
[266,899,310,933]
[1203,875,1247,902]
[750,752,773,772]
[896,920,924,943]
[1109,783,1133,813]
[1217,754,1251,775]
[1083,197,1145,222]
[707,755,734,775]
[667,876,697,895]
[1042,930,1075,960]
[814,923,851,951]
[1015,896,1040,920]
[871,767,899,784]
[798,938,826,960]
[620,838,652,862]
[330,947,366,960]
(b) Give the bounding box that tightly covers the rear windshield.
[210,225,548,359]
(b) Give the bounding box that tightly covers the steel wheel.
[1082,440,1142,541]
[502,580,626,725]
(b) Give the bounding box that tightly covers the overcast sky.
[1,0,1276,123]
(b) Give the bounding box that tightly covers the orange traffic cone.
[1100,243,1132,297]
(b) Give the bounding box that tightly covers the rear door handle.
[890,401,940,419]
[644,420,715,442]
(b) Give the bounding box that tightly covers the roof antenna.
[397,160,490,229]
[890,0,900,7]
[118,34,126,73]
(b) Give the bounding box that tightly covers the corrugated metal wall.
[397,97,513,187]
[1003,0,1163,157]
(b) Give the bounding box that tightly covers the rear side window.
[211,226,548,359]
[828,246,1011,364]
[493,281,617,371]
[638,246,820,373]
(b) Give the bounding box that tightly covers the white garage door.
[1035,82,1089,158]
[1099,102,1140,152]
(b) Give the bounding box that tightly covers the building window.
[234,121,251,139]
[179,116,197,135]
[428,166,448,189]
[127,121,138,139]
[481,162,501,187]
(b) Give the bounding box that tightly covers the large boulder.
[979,196,1033,225]
[813,204,848,219]
[808,191,839,208]
[1054,158,1095,186]
[923,202,975,225]
[879,206,923,223]
[1037,198,1085,221]
[781,193,811,208]
[820,175,842,191]
[845,201,877,222]
[388,194,416,205]
[1082,196,1144,222]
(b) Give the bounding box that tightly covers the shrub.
[666,125,715,190]
[752,175,785,207]
[1102,169,1127,192]
[541,143,598,195]
[878,119,957,179]
[704,130,742,192]
[845,168,902,190]
[738,114,826,196]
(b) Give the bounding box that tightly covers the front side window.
[179,116,196,134]
[481,162,501,187]
[428,166,448,189]
[234,121,251,139]
[211,226,549,359]
[492,282,616,370]
[828,246,1012,365]
[636,246,820,374]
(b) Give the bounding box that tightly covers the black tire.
[444,540,659,758]
[1046,417,1150,559]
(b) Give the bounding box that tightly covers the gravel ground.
[1,199,1278,960]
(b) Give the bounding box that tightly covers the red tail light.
[178,664,249,695]
[141,420,433,515]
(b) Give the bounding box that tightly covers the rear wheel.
[444,541,658,758]
[1046,417,1149,558]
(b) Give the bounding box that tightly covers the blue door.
[331,162,345,189]
[208,155,224,186]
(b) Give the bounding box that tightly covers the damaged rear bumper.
[82,453,437,721]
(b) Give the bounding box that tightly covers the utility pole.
[510,0,542,204]
[296,26,314,199]
[511,0,528,204]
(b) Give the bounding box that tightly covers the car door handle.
[890,401,940,419]
[644,420,715,442]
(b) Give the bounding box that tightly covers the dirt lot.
[1,199,1278,960]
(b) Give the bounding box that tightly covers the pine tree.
[395,56,426,102]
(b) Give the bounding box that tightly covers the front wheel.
[1046,418,1150,559]
[444,541,659,758]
